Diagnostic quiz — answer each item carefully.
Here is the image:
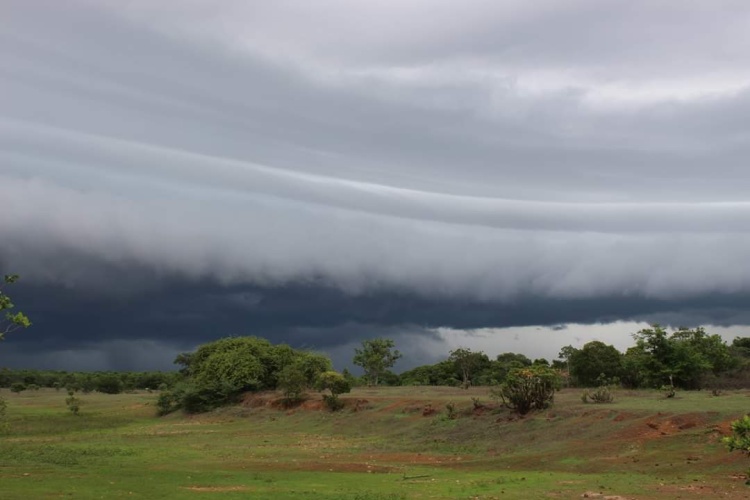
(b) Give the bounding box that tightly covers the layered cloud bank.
[3,1,750,368]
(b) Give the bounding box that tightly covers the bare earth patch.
[183,485,250,492]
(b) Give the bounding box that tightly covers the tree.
[631,325,733,389]
[477,352,533,386]
[353,338,401,386]
[0,275,31,340]
[558,345,578,387]
[277,363,308,405]
[94,374,123,394]
[315,371,351,411]
[448,348,489,389]
[277,352,331,404]
[568,341,622,387]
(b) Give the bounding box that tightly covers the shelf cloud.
[3,1,750,369]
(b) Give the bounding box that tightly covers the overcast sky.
[3,1,750,372]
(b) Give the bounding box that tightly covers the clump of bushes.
[723,415,750,484]
[445,402,457,419]
[316,371,351,411]
[581,375,616,404]
[490,365,560,415]
[581,386,614,404]
[157,337,335,415]
[65,390,81,416]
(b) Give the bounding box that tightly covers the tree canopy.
[353,338,402,386]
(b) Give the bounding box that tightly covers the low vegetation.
[2,386,750,499]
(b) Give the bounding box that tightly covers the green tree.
[449,348,489,389]
[0,275,31,340]
[195,348,265,391]
[632,325,733,389]
[95,374,123,394]
[558,345,578,387]
[353,338,402,386]
[278,352,331,405]
[399,360,459,386]
[477,352,533,386]
[277,363,308,405]
[315,371,351,411]
[568,341,622,387]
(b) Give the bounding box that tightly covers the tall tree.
[568,341,622,387]
[449,348,489,389]
[0,275,31,340]
[353,338,401,386]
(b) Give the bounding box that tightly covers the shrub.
[65,390,81,416]
[581,375,616,404]
[0,397,8,433]
[661,384,676,398]
[277,363,308,406]
[95,374,123,394]
[445,402,457,419]
[581,386,614,404]
[723,415,750,483]
[180,382,241,414]
[315,371,351,412]
[10,382,25,394]
[322,394,345,411]
[156,389,182,416]
[491,365,560,415]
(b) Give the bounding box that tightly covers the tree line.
[0,369,181,394]
[400,326,750,391]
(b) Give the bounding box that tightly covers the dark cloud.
[3,1,750,370]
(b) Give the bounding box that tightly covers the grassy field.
[1,386,749,499]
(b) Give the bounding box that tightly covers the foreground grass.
[1,387,749,499]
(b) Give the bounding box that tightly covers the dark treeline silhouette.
[0,368,180,394]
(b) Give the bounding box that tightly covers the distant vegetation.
[0,368,180,394]
[3,324,750,419]
[401,325,750,393]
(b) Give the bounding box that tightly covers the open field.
[1,386,750,499]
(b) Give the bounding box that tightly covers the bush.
[316,371,351,412]
[581,386,614,404]
[65,390,81,416]
[723,415,750,483]
[445,402,457,419]
[180,382,241,414]
[156,389,182,416]
[95,374,123,394]
[322,394,345,411]
[278,363,308,406]
[10,382,25,394]
[491,365,560,415]
[661,384,676,398]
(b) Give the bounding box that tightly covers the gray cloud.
[3,1,750,369]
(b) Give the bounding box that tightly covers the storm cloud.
[3,1,750,370]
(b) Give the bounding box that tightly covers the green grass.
[1,387,749,499]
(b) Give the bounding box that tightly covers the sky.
[3,0,750,372]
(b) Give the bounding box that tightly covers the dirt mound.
[615,413,709,442]
[241,391,279,408]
